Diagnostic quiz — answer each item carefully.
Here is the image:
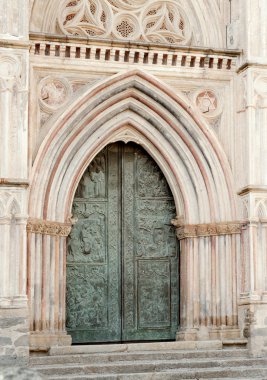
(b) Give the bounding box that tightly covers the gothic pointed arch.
[7,198,21,216]
[29,69,236,226]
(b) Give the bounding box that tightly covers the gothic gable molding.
[0,191,25,220]
[30,0,224,48]
[0,54,21,91]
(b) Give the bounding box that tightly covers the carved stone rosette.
[172,221,242,240]
[27,218,72,237]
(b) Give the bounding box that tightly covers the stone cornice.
[238,185,267,196]
[0,178,29,188]
[27,218,72,237]
[29,32,241,57]
[237,60,267,74]
[173,221,242,240]
[0,39,30,49]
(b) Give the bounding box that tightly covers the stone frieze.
[27,218,72,237]
[172,220,242,240]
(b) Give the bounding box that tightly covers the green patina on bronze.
[66,142,179,343]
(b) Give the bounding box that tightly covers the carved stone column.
[27,219,72,351]
[172,219,242,342]
[238,189,267,357]
[235,25,267,357]
[0,0,29,365]
[232,0,267,357]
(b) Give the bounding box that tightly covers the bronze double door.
[66,142,179,343]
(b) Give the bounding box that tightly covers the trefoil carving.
[57,0,192,44]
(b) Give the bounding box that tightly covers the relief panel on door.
[122,145,178,341]
[66,142,179,343]
[66,146,121,343]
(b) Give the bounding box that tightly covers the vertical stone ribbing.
[27,224,71,350]
[177,230,241,341]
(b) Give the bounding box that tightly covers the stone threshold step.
[30,349,250,366]
[49,378,267,380]
[33,360,267,376]
[31,356,264,371]
[49,340,223,356]
[46,367,267,380]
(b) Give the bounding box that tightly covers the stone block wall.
[0,309,29,366]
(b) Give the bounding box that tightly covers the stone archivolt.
[57,0,191,44]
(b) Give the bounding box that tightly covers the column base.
[176,326,242,342]
[0,296,28,309]
[176,328,198,341]
[30,332,72,352]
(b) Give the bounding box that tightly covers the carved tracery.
[57,0,191,44]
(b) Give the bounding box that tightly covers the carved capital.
[27,218,72,237]
[176,221,242,240]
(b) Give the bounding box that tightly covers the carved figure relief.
[137,153,171,198]
[67,205,106,262]
[57,0,191,44]
[135,149,176,258]
[76,153,106,198]
[138,260,170,328]
[66,265,108,329]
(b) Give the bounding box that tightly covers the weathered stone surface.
[0,367,44,379]
[252,328,267,337]
[14,336,29,347]
[0,337,12,346]
[0,318,26,329]
[0,356,17,366]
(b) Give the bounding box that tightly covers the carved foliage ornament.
[57,0,192,44]
[173,221,242,240]
[27,218,72,237]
